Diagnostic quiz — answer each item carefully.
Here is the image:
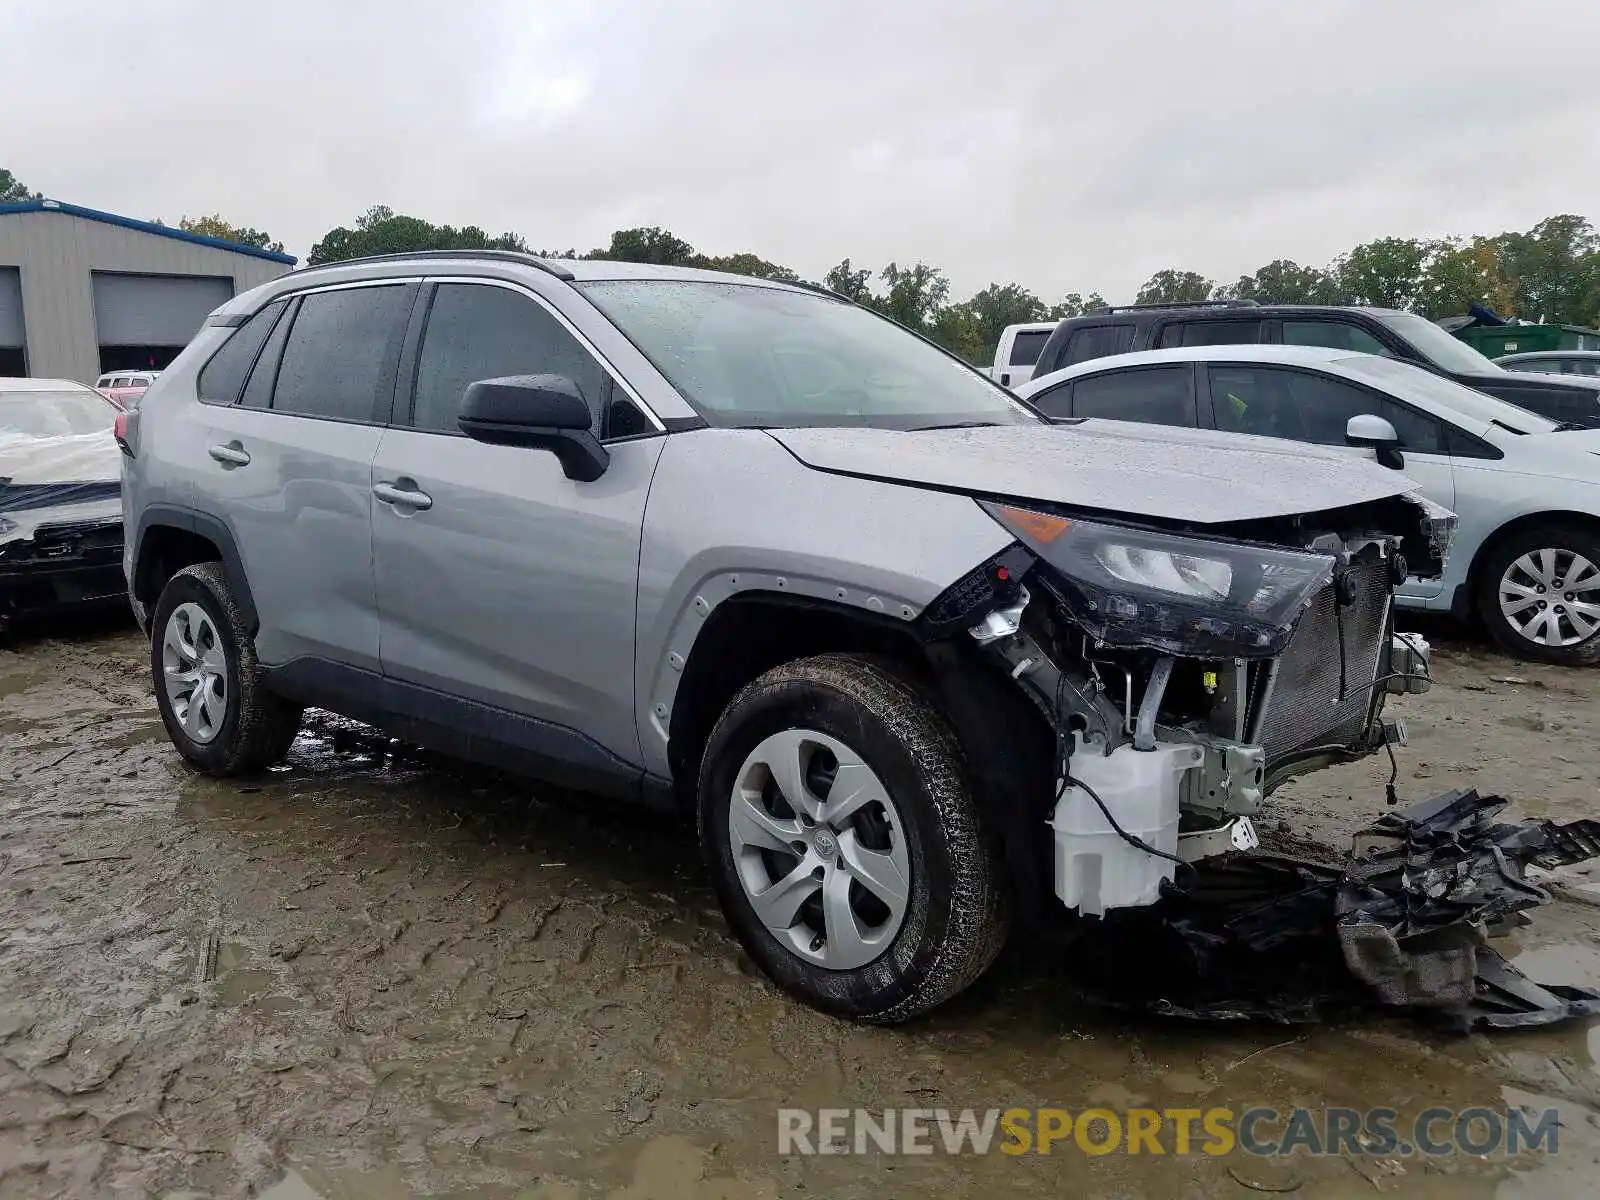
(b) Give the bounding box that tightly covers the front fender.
[633,430,1013,778]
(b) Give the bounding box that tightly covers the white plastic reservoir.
[1050,737,1202,917]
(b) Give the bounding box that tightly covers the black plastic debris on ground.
[1067,791,1600,1034]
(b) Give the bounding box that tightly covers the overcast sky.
[4,0,1596,300]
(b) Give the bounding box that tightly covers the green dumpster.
[1455,323,1600,358]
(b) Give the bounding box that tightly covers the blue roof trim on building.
[0,199,297,265]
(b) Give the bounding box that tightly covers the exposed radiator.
[1253,555,1392,765]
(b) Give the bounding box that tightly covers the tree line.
[306,206,1600,367]
[6,164,1598,366]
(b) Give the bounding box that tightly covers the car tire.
[150,561,303,775]
[1474,524,1600,666]
[697,653,1010,1023]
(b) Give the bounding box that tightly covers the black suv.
[1031,301,1600,428]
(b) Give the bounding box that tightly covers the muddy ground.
[1,614,1597,1199]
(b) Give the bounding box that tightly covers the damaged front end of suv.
[925,487,1597,1029]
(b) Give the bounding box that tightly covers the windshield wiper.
[1552,421,1590,432]
[906,420,1004,432]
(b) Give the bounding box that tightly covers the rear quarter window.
[197,300,286,405]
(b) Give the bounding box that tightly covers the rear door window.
[1157,319,1264,348]
[198,300,286,405]
[1209,364,1441,452]
[1281,320,1394,356]
[270,285,411,422]
[1062,324,1134,366]
[1071,366,1196,427]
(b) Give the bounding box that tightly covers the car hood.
[767,422,1421,524]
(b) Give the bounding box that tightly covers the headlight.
[981,503,1337,658]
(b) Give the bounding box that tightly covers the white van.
[989,322,1057,389]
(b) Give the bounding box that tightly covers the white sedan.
[1018,344,1600,666]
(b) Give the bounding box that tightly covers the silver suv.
[119,252,1448,1021]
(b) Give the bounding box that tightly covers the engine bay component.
[1050,736,1201,916]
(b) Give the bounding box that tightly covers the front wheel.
[1475,524,1600,666]
[697,654,1010,1023]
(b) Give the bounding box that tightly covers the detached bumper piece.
[1067,790,1600,1034]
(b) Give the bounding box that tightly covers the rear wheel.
[697,654,1010,1022]
[1475,524,1600,666]
[150,562,303,774]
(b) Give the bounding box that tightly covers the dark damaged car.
[0,378,126,632]
[121,256,1592,1026]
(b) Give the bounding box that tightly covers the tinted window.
[1210,365,1441,453]
[1028,382,1071,420]
[1565,359,1600,377]
[411,283,614,436]
[1073,366,1195,427]
[241,299,297,409]
[197,301,285,405]
[1281,320,1393,357]
[1507,357,1559,373]
[1062,324,1134,366]
[1008,330,1051,366]
[271,286,409,422]
[1157,319,1263,348]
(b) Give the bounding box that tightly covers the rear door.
[1201,362,1455,598]
[193,280,415,671]
[370,277,664,772]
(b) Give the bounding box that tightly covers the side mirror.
[458,374,609,482]
[1346,413,1404,470]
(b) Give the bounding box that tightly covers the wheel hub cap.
[1499,549,1600,647]
[161,602,229,744]
[728,728,911,971]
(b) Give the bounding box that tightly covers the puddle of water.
[215,968,277,1007]
[258,1165,412,1200]
[1511,939,1600,990]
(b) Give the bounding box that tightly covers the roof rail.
[1103,299,1259,313]
[289,248,576,282]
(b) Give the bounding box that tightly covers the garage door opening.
[97,345,183,373]
[91,271,233,377]
[1,266,23,377]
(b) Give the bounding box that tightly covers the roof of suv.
[273,249,817,291]
[1074,302,1407,319]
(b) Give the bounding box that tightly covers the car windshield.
[1375,311,1506,376]
[0,390,113,438]
[578,280,1036,430]
[1333,355,1558,434]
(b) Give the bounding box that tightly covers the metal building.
[0,199,295,382]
